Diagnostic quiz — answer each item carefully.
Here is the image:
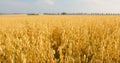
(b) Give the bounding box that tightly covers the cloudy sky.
[0,0,120,13]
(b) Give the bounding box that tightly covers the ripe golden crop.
[0,15,120,63]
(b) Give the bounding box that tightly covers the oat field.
[0,15,120,63]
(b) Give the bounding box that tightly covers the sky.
[0,0,120,13]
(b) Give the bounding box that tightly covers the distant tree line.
[27,13,39,15]
[1,13,120,15]
[43,12,120,15]
[43,12,67,15]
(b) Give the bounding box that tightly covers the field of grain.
[0,15,120,63]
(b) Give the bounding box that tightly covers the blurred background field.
[0,15,120,63]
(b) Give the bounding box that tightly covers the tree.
[61,12,67,15]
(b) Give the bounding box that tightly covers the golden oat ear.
[50,27,63,61]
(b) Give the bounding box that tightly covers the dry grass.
[0,15,120,63]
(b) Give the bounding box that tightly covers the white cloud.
[45,0,56,5]
[37,0,56,5]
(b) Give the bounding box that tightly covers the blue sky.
[0,0,120,13]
